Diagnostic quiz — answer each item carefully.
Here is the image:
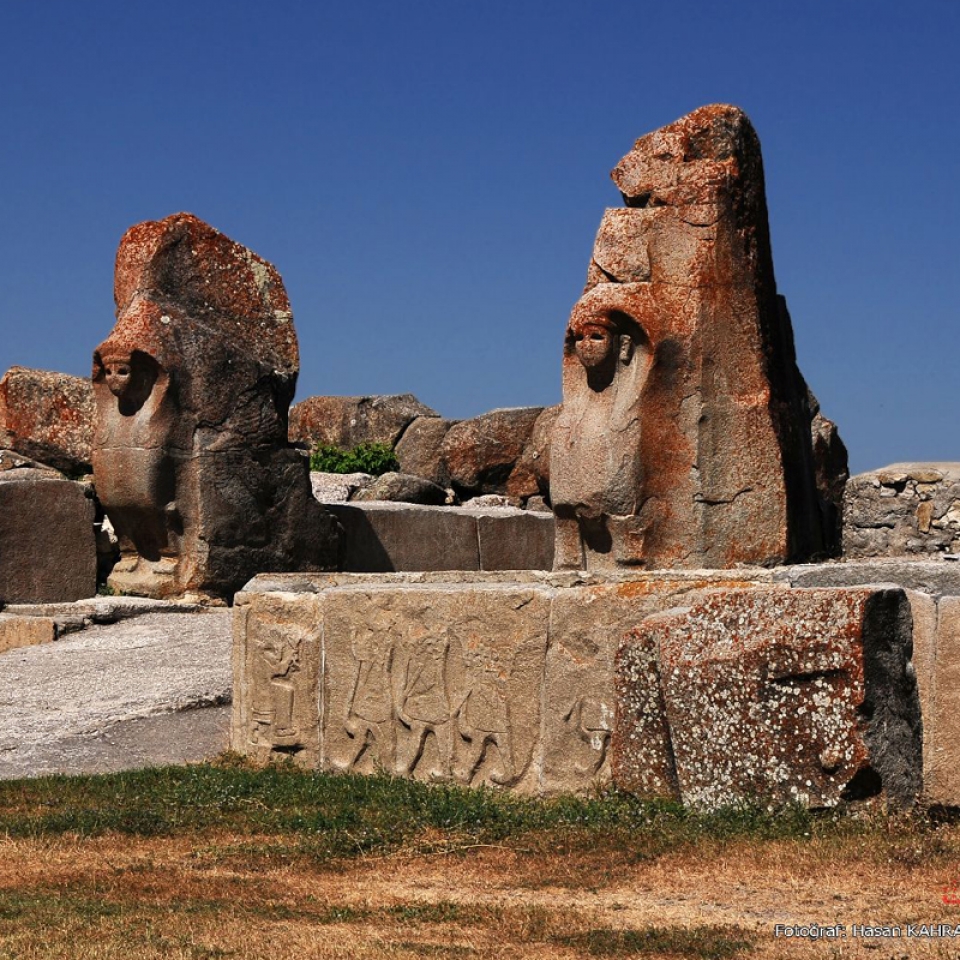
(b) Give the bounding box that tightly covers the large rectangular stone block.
[231,591,323,767]
[615,587,922,810]
[926,596,960,806]
[476,510,554,571]
[327,503,480,572]
[0,472,96,603]
[541,574,764,795]
[0,615,56,654]
[233,570,772,798]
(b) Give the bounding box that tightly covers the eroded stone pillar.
[93,213,340,599]
[551,105,847,570]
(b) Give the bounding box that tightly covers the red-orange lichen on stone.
[0,367,94,473]
[551,104,847,572]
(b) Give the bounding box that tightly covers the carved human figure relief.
[455,649,518,786]
[396,634,455,780]
[344,633,397,771]
[250,625,303,748]
[551,296,653,570]
[92,338,181,581]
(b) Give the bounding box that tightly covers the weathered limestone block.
[615,587,922,809]
[327,503,481,572]
[232,570,773,797]
[395,416,458,487]
[476,510,554,572]
[290,394,438,451]
[543,574,762,794]
[0,469,96,603]
[441,407,543,498]
[0,614,56,654]
[92,213,340,599]
[323,584,549,790]
[323,502,553,572]
[925,595,960,806]
[552,104,844,571]
[232,591,322,765]
[0,367,95,474]
[843,463,960,558]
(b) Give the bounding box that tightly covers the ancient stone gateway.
[93,213,340,599]
[231,106,938,811]
[551,104,845,571]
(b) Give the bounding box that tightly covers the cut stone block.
[476,510,554,571]
[327,503,480,572]
[615,587,922,810]
[927,595,960,807]
[232,591,322,766]
[232,570,771,797]
[0,470,96,603]
[0,615,56,654]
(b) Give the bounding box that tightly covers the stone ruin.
[2,105,958,814]
[551,104,846,571]
[91,213,340,599]
[227,105,927,812]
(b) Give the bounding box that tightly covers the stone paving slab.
[0,609,232,779]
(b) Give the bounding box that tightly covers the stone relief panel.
[322,586,550,791]
[233,593,321,766]
[541,576,760,794]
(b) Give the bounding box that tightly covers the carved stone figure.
[92,213,340,598]
[551,104,847,570]
[344,633,397,771]
[251,624,302,748]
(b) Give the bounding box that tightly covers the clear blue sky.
[1,1,957,473]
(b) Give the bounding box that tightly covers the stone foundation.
[326,503,555,572]
[232,570,766,794]
[232,561,960,807]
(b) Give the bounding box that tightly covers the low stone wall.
[232,570,766,795]
[843,463,960,558]
[232,562,956,807]
[326,503,555,572]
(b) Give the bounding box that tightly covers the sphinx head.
[93,349,161,414]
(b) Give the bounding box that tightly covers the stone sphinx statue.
[551,291,652,569]
[550,105,847,570]
[92,213,340,598]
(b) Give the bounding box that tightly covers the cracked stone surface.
[0,609,232,779]
[550,104,846,572]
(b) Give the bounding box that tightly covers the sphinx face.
[572,322,616,371]
[101,355,133,398]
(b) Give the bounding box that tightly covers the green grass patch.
[0,759,944,868]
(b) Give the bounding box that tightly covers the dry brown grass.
[4,827,960,959]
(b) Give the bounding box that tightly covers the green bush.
[309,441,399,476]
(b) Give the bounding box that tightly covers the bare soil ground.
[3,825,960,959]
